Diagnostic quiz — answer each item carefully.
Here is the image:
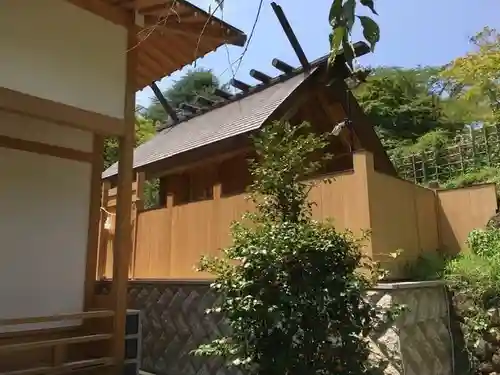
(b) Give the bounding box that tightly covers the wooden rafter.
[67,0,247,90]
[144,16,233,41]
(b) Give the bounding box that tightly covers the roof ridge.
[156,54,329,133]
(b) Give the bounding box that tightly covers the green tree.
[354,67,462,149]
[103,116,155,169]
[194,120,386,375]
[146,68,224,122]
[441,27,500,123]
[327,0,379,69]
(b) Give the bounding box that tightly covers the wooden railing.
[0,310,115,375]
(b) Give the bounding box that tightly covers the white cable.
[100,207,114,216]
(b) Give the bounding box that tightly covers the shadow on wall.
[436,184,498,255]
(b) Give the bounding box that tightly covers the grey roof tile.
[103,72,310,178]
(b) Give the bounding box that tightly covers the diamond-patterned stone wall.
[369,282,453,375]
[96,280,453,375]
[96,280,234,375]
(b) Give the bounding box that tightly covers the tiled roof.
[103,65,318,178]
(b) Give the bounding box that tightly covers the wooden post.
[165,182,174,278]
[483,126,491,166]
[158,177,168,207]
[458,144,465,174]
[434,150,439,182]
[97,181,111,280]
[110,13,137,373]
[470,126,477,167]
[84,135,105,310]
[129,172,145,279]
[411,154,417,184]
[421,152,428,183]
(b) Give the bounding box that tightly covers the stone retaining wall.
[96,280,453,375]
[368,281,453,375]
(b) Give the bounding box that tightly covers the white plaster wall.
[0,115,92,332]
[0,0,127,119]
[0,110,93,152]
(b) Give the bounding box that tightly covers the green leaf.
[328,26,345,66]
[360,0,378,15]
[328,0,343,26]
[342,0,356,30]
[358,15,380,51]
[342,35,355,71]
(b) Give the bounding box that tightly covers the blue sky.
[136,0,500,107]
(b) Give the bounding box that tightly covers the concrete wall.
[0,0,127,118]
[0,113,93,332]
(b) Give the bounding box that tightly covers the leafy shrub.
[403,250,450,281]
[444,167,500,194]
[194,121,389,375]
[467,228,500,258]
[445,227,500,373]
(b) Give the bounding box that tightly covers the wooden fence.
[392,124,500,183]
[97,152,498,280]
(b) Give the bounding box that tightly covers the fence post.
[470,126,478,167]
[411,154,417,184]
[458,143,465,174]
[421,152,428,183]
[483,125,492,166]
[434,149,439,182]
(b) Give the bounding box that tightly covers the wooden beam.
[250,69,272,84]
[330,41,372,81]
[84,135,105,311]
[2,357,114,375]
[0,87,124,137]
[230,78,251,92]
[110,12,137,373]
[272,58,294,74]
[151,147,252,179]
[213,88,232,100]
[179,102,201,114]
[0,135,92,163]
[0,334,112,353]
[196,95,217,107]
[271,2,310,71]
[150,82,179,122]
[0,310,114,326]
